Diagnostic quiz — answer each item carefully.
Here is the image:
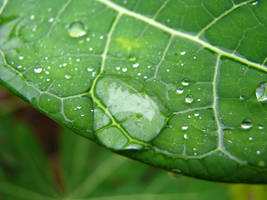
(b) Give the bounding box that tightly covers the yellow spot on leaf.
[116,37,140,51]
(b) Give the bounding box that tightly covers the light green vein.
[212,54,246,165]
[196,0,253,37]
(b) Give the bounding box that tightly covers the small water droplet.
[89,47,93,51]
[115,66,120,71]
[193,56,197,60]
[183,134,189,139]
[122,67,127,72]
[132,62,139,68]
[48,17,54,23]
[34,67,42,73]
[87,67,93,72]
[17,65,22,69]
[185,95,193,104]
[258,124,264,130]
[249,137,254,141]
[99,35,104,39]
[256,150,261,155]
[241,119,253,130]
[46,78,51,82]
[256,82,267,102]
[68,22,87,38]
[64,74,71,79]
[171,169,182,174]
[240,95,245,100]
[30,14,35,20]
[18,56,24,60]
[180,51,186,55]
[76,58,81,62]
[181,78,190,86]
[251,0,258,5]
[181,125,188,131]
[194,113,200,117]
[76,105,82,110]
[176,87,184,94]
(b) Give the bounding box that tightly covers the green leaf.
[0,115,233,200]
[0,0,266,183]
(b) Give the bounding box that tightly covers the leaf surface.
[0,0,267,183]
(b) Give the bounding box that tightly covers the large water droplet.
[256,82,267,102]
[241,119,253,130]
[68,22,87,38]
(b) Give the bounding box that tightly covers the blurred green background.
[0,86,267,200]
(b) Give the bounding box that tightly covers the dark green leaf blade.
[0,0,266,183]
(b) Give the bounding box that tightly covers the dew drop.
[99,35,104,39]
[132,62,139,68]
[48,17,54,23]
[185,95,193,104]
[251,0,258,5]
[181,78,190,86]
[87,67,93,72]
[258,124,264,130]
[64,74,71,79]
[256,82,267,102]
[122,67,127,72]
[115,66,120,71]
[34,67,42,73]
[249,137,254,141]
[89,47,93,51]
[17,65,22,69]
[171,169,182,174]
[68,22,87,38]
[176,87,184,94]
[183,134,189,139]
[256,150,261,155]
[194,113,200,117]
[18,56,24,60]
[181,125,188,131]
[241,119,253,130]
[30,14,35,20]
[180,51,186,55]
